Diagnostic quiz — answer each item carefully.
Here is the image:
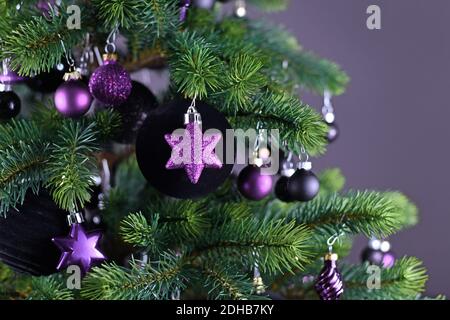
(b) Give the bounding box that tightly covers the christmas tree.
[0,0,439,300]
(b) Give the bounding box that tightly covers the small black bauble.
[26,63,67,93]
[0,91,21,119]
[274,176,292,202]
[287,168,320,202]
[327,122,339,143]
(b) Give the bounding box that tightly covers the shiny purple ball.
[55,80,92,118]
[0,69,24,85]
[237,165,273,201]
[382,251,396,268]
[89,59,132,107]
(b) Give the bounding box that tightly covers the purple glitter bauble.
[54,80,92,118]
[314,254,344,300]
[89,58,132,107]
[237,165,274,201]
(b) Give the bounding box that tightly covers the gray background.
[257,0,450,296]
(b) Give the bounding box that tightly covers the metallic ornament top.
[52,224,105,275]
[314,253,344,300]
[165,106,222,184]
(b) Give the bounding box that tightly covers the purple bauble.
[89,57,132,107]
[314,253,344,300]
[55,80,92,118]
[381,251,395,268]
[237,165,273,201]
[0,69,24,85]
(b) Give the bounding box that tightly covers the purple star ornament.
[165,122,223,184]
[52,224,105,274]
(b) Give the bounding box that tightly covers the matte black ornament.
[26,64,66,94]
[0,91,21,119]
[361,247,384,265]
[274,176,292,202]
[327,122,339,143]
[95,81,158,144]
[0,191,69,276]
[136,98,233,199]
[287,168,320,202]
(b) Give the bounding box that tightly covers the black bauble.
[0,191,69,276]
[274,176,292,202]
[136,98,233,199]
[26,64,66,93]
[287,169,320,202]
[113,81,158,144]
[327,122,339,143]
[361,247,384,265]
[0,91,21,119]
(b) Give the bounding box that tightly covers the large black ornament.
[0,191,69,276]
[136,98,233,199]
[0,91,21,120]
[287,168,320,202]
[113,81,158,144]
[26,64,66,94]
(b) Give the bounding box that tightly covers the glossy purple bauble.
[89,59,132,107]
[381,251,395,268]
[55,80,92,118]
[0,69,24,85]
[237,165,273,201]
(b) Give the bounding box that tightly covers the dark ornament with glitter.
[314,253,344,300]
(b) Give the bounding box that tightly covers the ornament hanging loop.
[105,25,119,54]
[298,145,311,170]
[185,94,201,125]
[322,89,335,124]
[58,35,75,71]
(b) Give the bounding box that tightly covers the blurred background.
[250,0,450,296]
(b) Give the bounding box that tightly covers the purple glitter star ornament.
[89,54,132,107]
[52,224,105,274]
[165,106,222,184]
[314,253,344,300]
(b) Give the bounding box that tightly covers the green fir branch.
[201,264,261,300]
[45,121,98,211]
[81,252,187,300]
[145,199,211,243]
[0,120,49,216]
[92,0,142,29]
[247,0,291,11]
[0,6,84,76]
[341,257,428,300]
[230,91,328,155]
[218,53,267,110]
[267,191,402,238]
[318,168,346,194]
[190,219,311,274]
[169,32,224,99]
[120,212,160,250]
[28,276,74,300]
